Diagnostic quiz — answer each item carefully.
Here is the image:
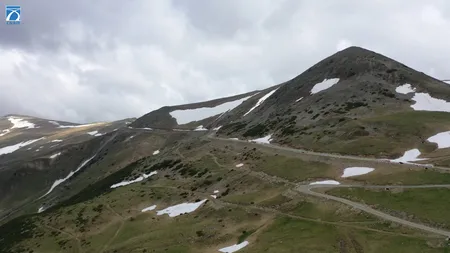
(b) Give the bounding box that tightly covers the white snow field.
[395,84,450,112]
[50,139,63,143]
[390,149,427,164]
[341,167,374,178]
[153,150,160,155]
[235,163,244,168]
[50,152,61,159]
[0,129,10,137]
[249,134,272,144]
[211,189,220,198]
[58,123,101,128]
[129,127,152,131]
[218,241,249,253]
[411,93,450,112]
[38,207,46,213]
[40,155,96,198]
[243,88,279,116]
[156,199,207,217]
[110,171,158,188]
[141,205,157,212]
[395,84,416,94]
[295,97,303,102]
[194,125,208,131]
[427,131,450,149]
[8,117,36,129]
[309,180,340,185]
[87,130,103,137]
[310,78,340,94]
[213,126,222,131]
[48,120,60,126]
[0,117,36,137]
[0,137,45,155]
[170,95,253,125]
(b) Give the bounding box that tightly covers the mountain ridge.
[3,46,450,253]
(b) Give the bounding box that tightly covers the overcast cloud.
[0,0,449,123]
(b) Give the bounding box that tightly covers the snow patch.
[395,83,450,112]
[218,241,249,253]
[50,139,63,143]
[156,199,207,217]
[38,206,46,213]
[427,131,450,149]
[0,137,45,155]
[87,130,103,137]
[8,117,36,129]
[40,155,96,198]
[48,121,60,126]
[211,195,217,199]
[153,150,160,155]
[341,167,374,178]
[310,78,340,94]
[244,88,279,116]
[309,180,340,185]
[50,152,61,159]
[170,95,254,125]
[249,134,272,144]
[229,138,239,140]
[390,149,427,164]
[141,205,157,212]
[295,97,303,102]
[0,129,10,137]
[110,171,158,188]
[58,123,100,128]
[395,84,416,94]
[235,163,244,168]
[214,190,219,194]
[213,126,222,131]
[411,93,450,112]
[194,125,208,131]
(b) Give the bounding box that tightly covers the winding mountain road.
[208,132,450,237]
[209,134,447,170]
[296,184,450,237]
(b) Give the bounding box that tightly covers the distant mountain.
[133,46,450,158]
[4,47,450,253]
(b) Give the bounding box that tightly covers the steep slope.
[130,86,283,130]
[214,47,450,158]
[0,115,138,221]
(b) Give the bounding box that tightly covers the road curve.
[207,132,450,237]
[208,135,450,171]
[308,184,450,190]
[295,184,450,237]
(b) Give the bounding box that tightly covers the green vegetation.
[351,169,450,185]
[238,229,256,243]
[290,111,450,157]
[283,200,374,222]
[245,216,447,253]
[328,187,450,229]
[253,155,333,182]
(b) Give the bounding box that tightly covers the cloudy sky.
[1,0,449,123]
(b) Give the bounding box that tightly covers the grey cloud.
[0,0,450,123]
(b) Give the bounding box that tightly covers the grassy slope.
[328,187,450,229]
[288,111,450,157]
[2,138,450,252]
